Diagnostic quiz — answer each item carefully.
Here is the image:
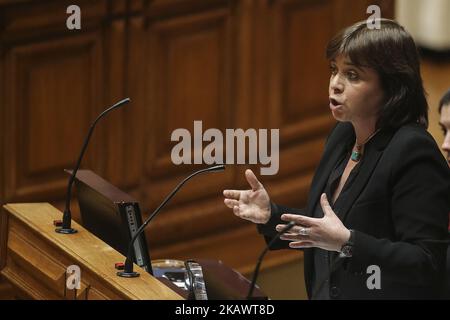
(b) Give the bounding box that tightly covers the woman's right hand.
[223,169,271,224]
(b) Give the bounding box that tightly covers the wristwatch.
[339,229,355,258]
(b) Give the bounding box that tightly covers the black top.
[312,149,362,299]
[258,122,450,299]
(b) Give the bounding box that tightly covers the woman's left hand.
[276,193,351,252]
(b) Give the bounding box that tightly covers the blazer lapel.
[306,124,353,215]
[337,128,395,222]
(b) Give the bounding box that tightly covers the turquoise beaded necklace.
[351,129,380,162]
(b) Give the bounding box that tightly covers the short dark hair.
[439,88,450,113]
[326,19,428,129]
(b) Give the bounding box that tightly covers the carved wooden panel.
[107,14,148,192]
[138,3,241,254]
[273,1,334,124]
[143,6,236,206]
[102,17,142,190]
[3,33,104,202]
[266,0,337,161]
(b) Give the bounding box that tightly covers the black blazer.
[258,122,450,299]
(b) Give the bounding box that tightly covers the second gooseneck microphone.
[117,164,226,277]
[247,221,296,299]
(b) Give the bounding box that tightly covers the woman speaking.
[223,19,450,299]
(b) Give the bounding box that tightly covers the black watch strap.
[339,229,355,258]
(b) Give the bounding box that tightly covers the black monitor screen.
[69,169,152,274]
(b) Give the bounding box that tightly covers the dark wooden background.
[0,0,394,298]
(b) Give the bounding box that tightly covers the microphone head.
[285,221,296,231]
[209,164,226,172]
[112,97,131,109]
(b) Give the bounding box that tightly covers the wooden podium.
[0,203,183,300]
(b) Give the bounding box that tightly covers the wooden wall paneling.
[232,0,255,129]
[102,15,131,189]
[143,7,235,203]
[267,0,335,144]
[0,0,108,207]
[0,178,12,299]
[0,38,4,207]
[116,14,148,197]
[129,0,146,13]
[0,201,7,270]
[139,2,267,265]
[3,32,105,203]
[230,0,265,183]
[146,0,230,20]
[253,0,336,217]
[109,0,127,16]
[145,8,233,178]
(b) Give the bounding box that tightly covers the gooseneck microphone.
[55,98,131,234]
[117,164,226,278]
[247,221,295,299]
